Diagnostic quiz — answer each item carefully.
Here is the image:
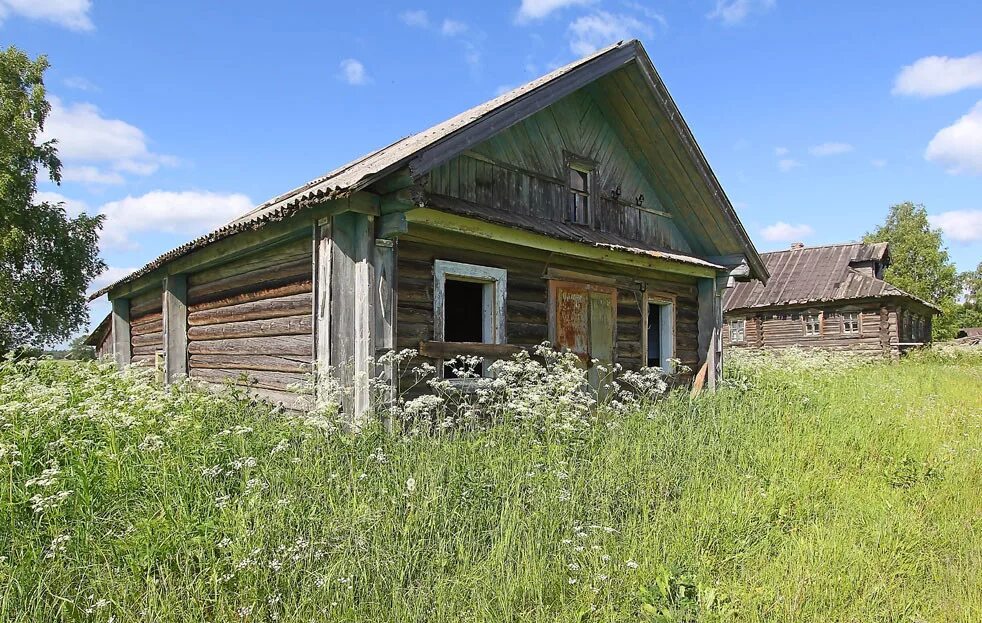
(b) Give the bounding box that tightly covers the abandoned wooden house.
[722,242,939,356]
[86,39,766,413]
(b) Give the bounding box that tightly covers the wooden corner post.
[111,297,131,369]
[162,274,188,383]
[697,275,727,391]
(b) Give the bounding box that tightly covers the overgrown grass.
[1,351,980,621]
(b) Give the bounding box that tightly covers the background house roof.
[724,242,939,313]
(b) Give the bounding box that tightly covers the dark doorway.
[444,279,485,377]
[647,302,661,368]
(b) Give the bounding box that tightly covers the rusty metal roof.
[724,242,939,312]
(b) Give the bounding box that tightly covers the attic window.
[566,158,593,225]
[803,313,821,337]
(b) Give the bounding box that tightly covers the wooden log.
[192,378,307,410]
[188,237,310,286]
[130,289,162,316]
[132,345,162,356]
[132,331,164,347]
[188,280,312,313]
[187,335,312,356]
[189,367,306,391]
[130,318,163,336]
[187,258,311,304]
[187,315,312,341]
[131,311,163,328]
[189,354,311,373]
[188,292,312,326]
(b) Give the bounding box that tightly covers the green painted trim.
[403,208,719,279]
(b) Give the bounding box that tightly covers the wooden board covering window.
[548,280,616,362]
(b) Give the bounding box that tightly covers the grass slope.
[1,353,979,622]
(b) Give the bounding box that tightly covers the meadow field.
[1,348,979,622]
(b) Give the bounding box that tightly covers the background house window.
[434,260,507,378]
[804,313,821,336]
[729,319,746,342]
[567,163,592,225]
[842,312,859,334]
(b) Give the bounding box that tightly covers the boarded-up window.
[549,281,616,363]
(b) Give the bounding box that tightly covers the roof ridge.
[760,241,878,255]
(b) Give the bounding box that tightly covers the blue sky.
[3,0,981,339]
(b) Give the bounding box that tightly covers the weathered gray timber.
[89,39,766,415]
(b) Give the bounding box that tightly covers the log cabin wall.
[396,238,700,396]
[129,288,163,366]
[184,236,313,405]
[424,89,692,253]
[723,304,904,356]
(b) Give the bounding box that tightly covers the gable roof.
[724,242,939,313]
[92,39,764,299]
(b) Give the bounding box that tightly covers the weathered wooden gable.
[425,87,692,253]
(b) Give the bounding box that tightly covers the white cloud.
[63,75,98,91]
[774,146,789,156]
[925,101,982,175]
[399,9,429,28]
[929,210,982,242]
[567,11,652,56]
[761,221,813,242]
[871,158,887,168]
[338,59,369,86]
[517,0,593,22]
[88,265,138,295]
[441,18,467,36]
[809,142,854,156]
[777,158,800,172]
[34,190,89,216]
[40,97,175,184]
[97,190,254,250]
[893,53,982,97]
[707,0,775,25]
[0,0,93,31]
[62,165,125,185]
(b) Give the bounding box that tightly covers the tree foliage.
[0,46,105,352]
[863,202,959,340]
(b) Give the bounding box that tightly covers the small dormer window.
[566,158,593,225]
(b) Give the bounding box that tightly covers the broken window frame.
[433,260,507,379]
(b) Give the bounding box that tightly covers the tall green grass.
[1,352,979,621]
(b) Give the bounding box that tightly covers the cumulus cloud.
[441,18,467,36]
[761,221,813,242]
[707,0,775,25]
[0,0,93,31]
[34,190,89,216]
[567,11,651,56]
[517,0,593,22]
[929,210,982,242]
[925,101,982,175]
[777,158,800,172]
[338,59,369,85]
[40,97,176,184]
[399,9,429,28]
[96,190,254,250]
[893,53,982,97]
[809,142,853,156]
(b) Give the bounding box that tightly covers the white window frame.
[803,312,821,337]
[642,294,676,374]
[841,311,860,335]
[433,260,507,378]
[729,318,746,343]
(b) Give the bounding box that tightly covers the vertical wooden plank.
[352,214,375,421]
[313,219,332,378]
[697,277,718,388]
[372,237,397,423]
[162,274,188,383]
[111,298,131,369]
